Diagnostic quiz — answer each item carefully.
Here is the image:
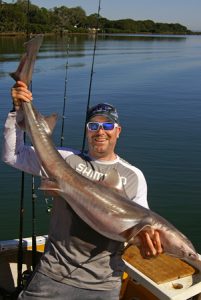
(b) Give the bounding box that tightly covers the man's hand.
[138,229,163,258]
[11,81,32,110]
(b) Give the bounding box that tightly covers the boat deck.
[1,237,201,300]
[122,246,201,300]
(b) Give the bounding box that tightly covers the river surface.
[0,34,201,252]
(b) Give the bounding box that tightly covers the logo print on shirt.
[76,163,127,185]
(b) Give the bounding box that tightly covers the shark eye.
[188,252,197,259]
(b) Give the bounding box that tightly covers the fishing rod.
[31,173,37,270]
[25,0,38,273]
[60,37,70,147]
[43,35,71,214]
[17,170,25,291]
[26,0,30,39]
[17,0,38,291]
[17,85,37,291]
[81,0,101,153]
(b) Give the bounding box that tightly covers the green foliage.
[0,1,192,35]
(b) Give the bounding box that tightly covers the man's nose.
[97,127,104,133]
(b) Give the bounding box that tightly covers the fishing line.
[81,0,101,153]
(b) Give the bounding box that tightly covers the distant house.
[88,27,100,34]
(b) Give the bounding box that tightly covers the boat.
[1,236,201,300]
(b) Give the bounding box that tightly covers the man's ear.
[117,126,122,138]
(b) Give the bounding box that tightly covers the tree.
[0,1,192,34]
[68,6,86,27]
[85,13,100,28]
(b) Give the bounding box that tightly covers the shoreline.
[0,31,200,37]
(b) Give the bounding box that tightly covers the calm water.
[0,34,201,251]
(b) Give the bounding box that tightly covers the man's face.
[86,115,121,160]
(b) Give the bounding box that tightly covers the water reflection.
[0,33,188,79]
[99,33,187,42]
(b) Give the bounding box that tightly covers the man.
[2,81,162,300]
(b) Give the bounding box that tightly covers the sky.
[8,0,201,31]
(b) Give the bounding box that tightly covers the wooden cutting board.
[122,246,197,284]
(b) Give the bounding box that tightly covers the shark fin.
[43,113,58,135]
[99,168,128,198]
[31,103,58,135]
[122,217,154,245]
[16,112,57,135]
[39,178,62,197]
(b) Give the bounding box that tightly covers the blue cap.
[87,103,119,123]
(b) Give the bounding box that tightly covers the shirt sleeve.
[2,111,45,176]
[1,112,75,177]
[132,168,149,209]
